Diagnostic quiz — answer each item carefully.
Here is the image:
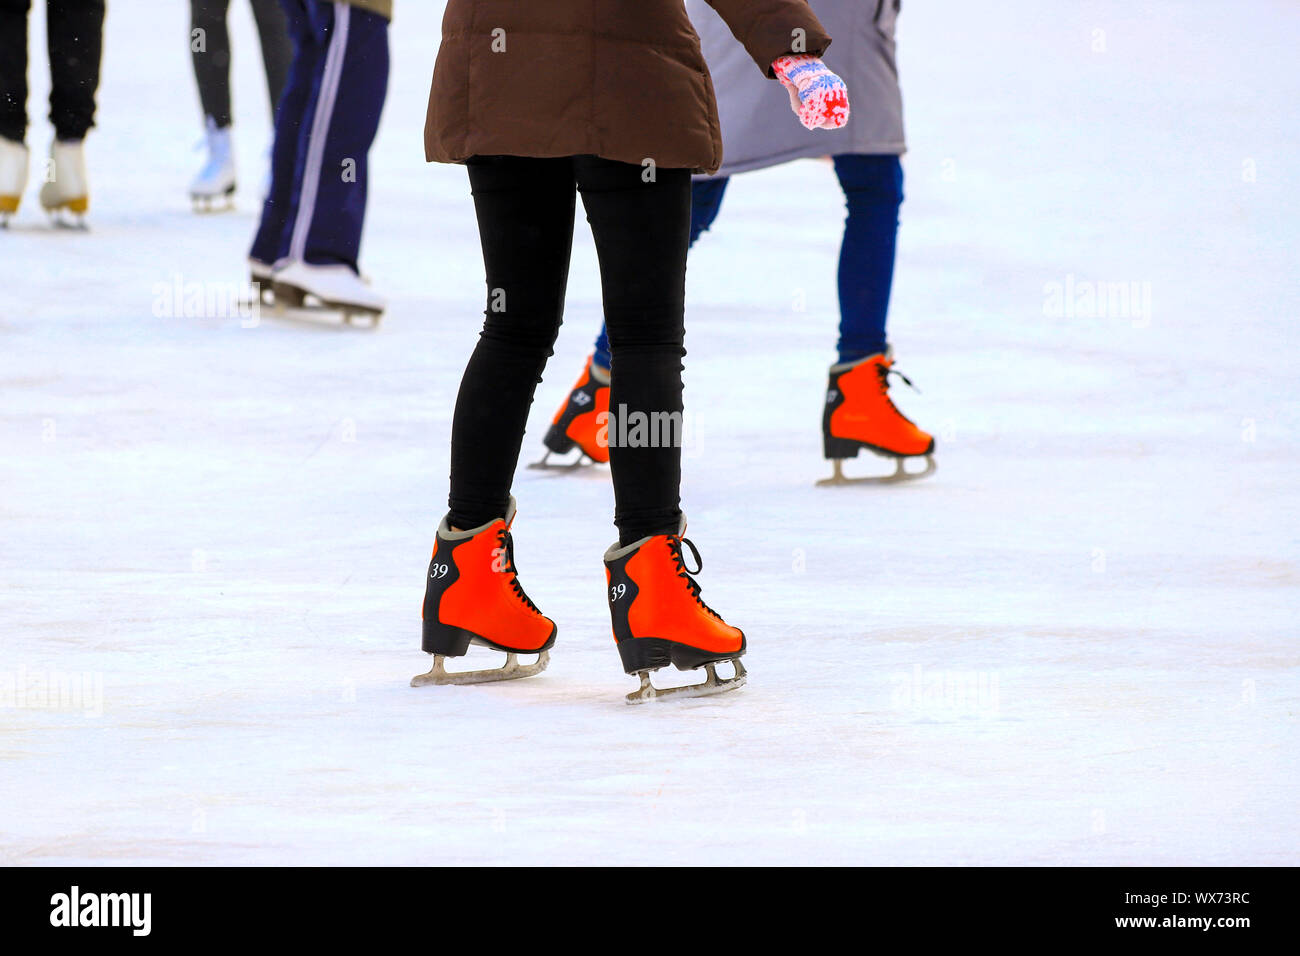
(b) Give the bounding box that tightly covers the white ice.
[1,1,1297,865]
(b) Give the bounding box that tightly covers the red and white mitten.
[772,54,850,131]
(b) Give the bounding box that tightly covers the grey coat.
[687,0,905,177]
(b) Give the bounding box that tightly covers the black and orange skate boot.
[821,351,936,485]
[532,355,610,469]
[603,519,746,703]
[412,497,556,686]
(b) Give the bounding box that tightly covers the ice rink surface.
[2,1,1297,865]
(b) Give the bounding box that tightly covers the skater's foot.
[0,136,29,224]
[821,351,935,484]
[38,138,89,225]
[533,355,610,468]
[190,118,236,212]
[603,518,746,703]
[413,496,556,687]
[271,260,386,323]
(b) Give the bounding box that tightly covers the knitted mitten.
[772,54,850,131]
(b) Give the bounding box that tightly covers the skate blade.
[191,184,237,213]
[191,197,235,214]
[411,650,550,687]
[817,454,935,486]
[339,308,382,327]
[45,211,88,231]
[527,450,596,471]
[626,659,747,704]
[269,303,383,328]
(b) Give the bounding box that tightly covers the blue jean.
[592,154,903,369]
[249,0,389,272]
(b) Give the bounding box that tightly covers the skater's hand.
[772,55,850,131]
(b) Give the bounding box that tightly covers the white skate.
[0,137,28,226]
[190,120,236,212]
[38,139,89,228]
[271,260,386,325]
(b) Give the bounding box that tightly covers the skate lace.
[877,362,920,395]
[497,529,542,615]
[670,537,722,621]
[875,363,923,425]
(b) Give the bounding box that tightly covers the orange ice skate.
[820,352,935,485]
[413,497,556,686]
[531,355,610,469]
[603,518,746,703]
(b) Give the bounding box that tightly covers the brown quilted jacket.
[424,0,831,173]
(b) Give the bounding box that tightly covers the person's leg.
[249,0,293,119]
[190,0,233,128]
[45,0,105,141]
[448,156,577,528]
[576,157,692,545]
[0,0,32,144]
[832,153,903,363]
[284,0,388,272]
[688,175,728,248]
[590,325,612,374]
[249,0,314,267]
[589,174,727,372]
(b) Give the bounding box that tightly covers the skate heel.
[668,637,747,671]
[530,424,587,469]
[823,434,862,460]
[617,637,674,675]
[542,424,576,455]
[271,281,307,310]
[421,620,476,657]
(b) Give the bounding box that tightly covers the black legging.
[0,0,105,143]
[449,155,692,545]
[190,0,292,128]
